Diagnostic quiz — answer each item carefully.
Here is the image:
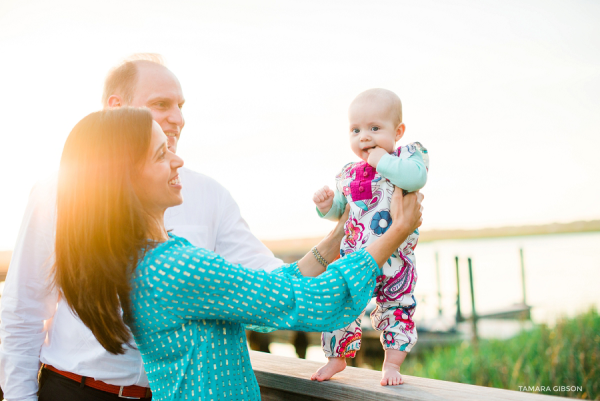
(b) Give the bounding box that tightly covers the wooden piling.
[519,248,527,305]
[435,252,442,316]
[467,257,478,342]
[455,256,462,323]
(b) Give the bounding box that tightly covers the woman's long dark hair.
[54,107,153,354]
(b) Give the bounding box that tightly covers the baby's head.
[348,88,405,162]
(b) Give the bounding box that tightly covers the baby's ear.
[395,123,406,142]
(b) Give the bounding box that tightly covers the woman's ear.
[395,123,406,142]
[107,95,123,108]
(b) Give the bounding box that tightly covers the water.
[3,232,595,362]
[267,232,600,363]
[414,231,600,325]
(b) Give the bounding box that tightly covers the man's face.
[129,64,186,153]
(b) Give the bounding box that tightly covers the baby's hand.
[313,186,335,215]
[367,146,388,168]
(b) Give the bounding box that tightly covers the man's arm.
[0,178,59,401]
[214,189,345,276]
[214,191,285,273]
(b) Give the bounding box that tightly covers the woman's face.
[134,121,184,216]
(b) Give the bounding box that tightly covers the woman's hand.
[390,188,423,235]
[365,189,424,268]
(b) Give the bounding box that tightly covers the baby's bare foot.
[310,357,347,381]
[380,366,403,386]
[380,349,407,386]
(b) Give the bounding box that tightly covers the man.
[0,54,343,400]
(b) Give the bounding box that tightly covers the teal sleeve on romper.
[316,150,425,221]
[376,149,427,192]
[127,234,381,401]
[316,188,348,221]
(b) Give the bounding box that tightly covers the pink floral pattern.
[382,332,397,348]
[321,142,428,357]
[344,217,364,248]
[335,327,362,358]
[393,307,415,333]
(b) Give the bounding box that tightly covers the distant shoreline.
[1,220,598,274]
[418,219,600,242]
[261,219,600,256]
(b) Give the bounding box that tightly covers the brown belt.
[44,364,152,399]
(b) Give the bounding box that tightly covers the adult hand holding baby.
[390,187,424,234]
[364,187,423,268]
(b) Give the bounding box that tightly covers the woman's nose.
[172,153,184,169]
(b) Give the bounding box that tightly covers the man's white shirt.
[0,167,283,401]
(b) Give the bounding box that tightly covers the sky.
[0,0,599,250]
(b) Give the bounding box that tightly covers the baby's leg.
[371,252,418,385]
[376,303,417,385]
[371,298,418,386]
[311,311,364,382]
[381,348,408,386]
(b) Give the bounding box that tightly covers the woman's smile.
[168,174,181,188]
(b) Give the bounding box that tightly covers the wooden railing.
[250,351,570,400]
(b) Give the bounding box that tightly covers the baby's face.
[348,99,403,162]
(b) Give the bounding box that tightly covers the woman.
[54,108,423,400]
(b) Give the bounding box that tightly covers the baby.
[310,88,429,386]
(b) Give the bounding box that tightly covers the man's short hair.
[101,53,166,107]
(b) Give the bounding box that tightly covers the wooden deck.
[250,351,571,400]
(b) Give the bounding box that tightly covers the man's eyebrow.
[153,142,166,159]
[147,96,171,104]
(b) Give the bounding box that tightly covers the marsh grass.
[401,308,599,399]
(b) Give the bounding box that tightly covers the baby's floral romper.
[320,142,429,357]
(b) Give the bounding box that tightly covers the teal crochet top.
[127,234,381,400]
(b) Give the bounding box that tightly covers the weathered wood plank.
[260,387,324,401]
[250,351,571,401]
